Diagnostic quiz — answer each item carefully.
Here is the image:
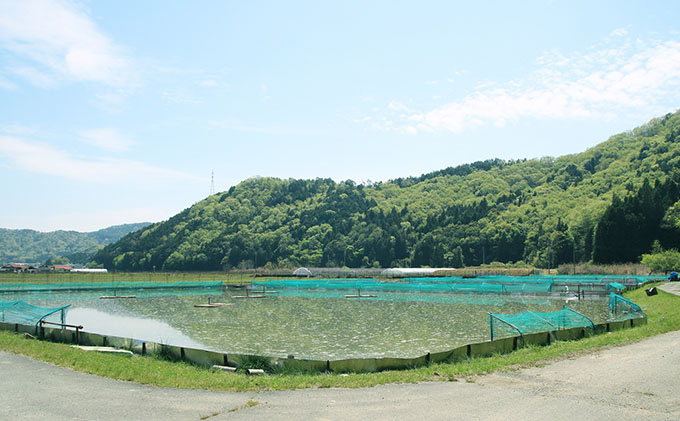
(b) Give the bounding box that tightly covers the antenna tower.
[210,170,215,195]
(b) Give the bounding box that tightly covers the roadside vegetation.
[0,284,677,392]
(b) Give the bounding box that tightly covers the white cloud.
[0,135,203,185]
[199,79,218,87]
[379,35,680,134]
[8,65,56,87]
[94,91,128,112]
[260,83,271,101]
[161,88,200,105]
[0,0,136,87]
[388,101,410,112]
[0,124,38,136]
[76,128,133,152]
[609,27,629,38]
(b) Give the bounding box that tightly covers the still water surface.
[2,288,611,359]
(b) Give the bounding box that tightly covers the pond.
[1,287,613,360]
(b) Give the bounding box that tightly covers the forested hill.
[0,223,151,264]
[93,111,680,271]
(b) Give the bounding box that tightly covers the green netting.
[255,274,655,296]
[0,300,69,326]
[605,282,625,291]
[489,307,595,340]
[254,278,552,294]
[532,274,656,285]
[609,293,646,320]
[0,280,223,293]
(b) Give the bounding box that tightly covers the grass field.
[0,283,677,391]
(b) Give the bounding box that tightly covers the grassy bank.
[0,284,678,391]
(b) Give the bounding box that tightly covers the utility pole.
[210,170,215,196]
[572,238,576,275]
[548,238,553,272]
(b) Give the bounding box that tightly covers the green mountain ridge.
[0,223,152,264]
[93,111,680,271]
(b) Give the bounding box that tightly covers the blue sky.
[1,0,679,232]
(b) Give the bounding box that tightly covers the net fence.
[489,307,595,340]
[0,300,69,326]
[254,274,653,295]
[609,293,646,321]
[0,280,223,293]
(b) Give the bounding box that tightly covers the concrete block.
[593,323,608,335]
[521,332,550,347]
[106,335,134,350]
[554,327,584,342]
[329,358,377,373]
[374,355,427,371]
[468,337,515,357]
[43,327,73,343]
[282,358,328,372]
[183,347,224,367]
[429,348,464,364]
[0,322,15,331]
[632,316,647,327]
[15,323,36,336]
[489,336,516,354]
[608,320,626,331]
[78,331,105,347]
[130,340,152,355]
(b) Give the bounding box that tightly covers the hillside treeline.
[92,111,680,271]
[0,223,151,264]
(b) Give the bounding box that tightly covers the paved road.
[659,281,680,296]
[2,327,680,421]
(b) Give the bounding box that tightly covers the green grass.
[0,284,678,391]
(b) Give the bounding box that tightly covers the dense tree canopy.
[92,111,680,271]
[0,223,151,264]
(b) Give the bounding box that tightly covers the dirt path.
[3,327,680,420]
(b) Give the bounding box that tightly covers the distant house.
[1,263,27,273]
[52,265,73,272]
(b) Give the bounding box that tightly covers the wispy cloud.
[375,34,680,134]
[76,128,133,152]
[161,88,201,105]
[199,79,218,87]
[0,135,203,185]
[0,124,39,136]
[0,0,137,87]
[7,65,55,87]
[207,120,316,136]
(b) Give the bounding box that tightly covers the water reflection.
[66,307,206,349]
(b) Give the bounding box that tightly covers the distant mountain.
[93,110,680,271]
[0,223,152,264]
